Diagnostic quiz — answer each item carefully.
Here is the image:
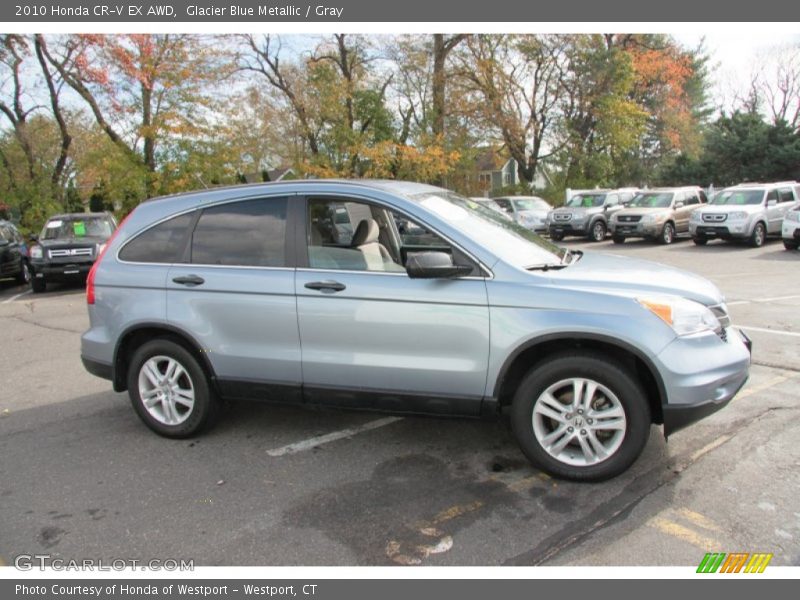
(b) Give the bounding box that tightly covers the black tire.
[612,235,625,244]
[588,220,607,242]
[658,222,675,245]
[127,338,220,438]
[15,260,30,285]
[692,237,708,246]
[549,231,564,242]
[749,222,766,248]
[784,239,798,250]
[510,351,651,482]
[30,276,46,293]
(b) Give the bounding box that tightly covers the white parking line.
[727,295,800,306]
[1,289,32,304]
[266,416,404,457]
[739,325,800,338]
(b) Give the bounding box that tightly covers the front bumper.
[659,328,752,437]
[609,221,660,237]
[690,222,751,240]
[548,222,587,236]
[781,221,800,240]
[31,260,94,282]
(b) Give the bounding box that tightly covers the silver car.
[81,180,751,482]
[548,189,637,242]
[609,187,708,245]
[689,182,798,247]
[489,196,553,232]
[782,201,800,250]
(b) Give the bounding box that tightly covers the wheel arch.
[492,333,665,425]
[112,323,218,393]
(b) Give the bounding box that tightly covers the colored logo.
[697,552,773,573]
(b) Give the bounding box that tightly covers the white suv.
[689,182,798,247]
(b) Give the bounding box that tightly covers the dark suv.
[0,220,30,285]
[29,212,117,293]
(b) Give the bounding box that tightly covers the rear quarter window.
[119,212,194,263]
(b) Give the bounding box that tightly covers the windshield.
[628,192,674,208]
[712,190,764,206]
[512,198,550,211]
[410,191,567,269]
[41,217,114,241]
[566,194,605,208]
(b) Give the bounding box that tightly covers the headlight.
[637,296,720,336]
[785,210,800,222]
[610,214,619,223]
[728,211,747,220]
[641,214,660,224]
[95,243,106,256]
[690,212,702,222]
[30,245,43,259]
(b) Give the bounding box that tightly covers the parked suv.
[489,196,553,232]
[689,182,798,247]
[548,189,637,242]
[29,212,117,293]
[81,180,751,481]
[782,201,800,250]
[0,219,30,284]
[609,187,707,245]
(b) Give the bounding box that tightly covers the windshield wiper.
[527,263,567,272]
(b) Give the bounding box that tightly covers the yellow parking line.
[690,434,733,462]
[430,500,484,525]
[649,516,723,552]
[675,508,723,532]
[735,374,793,401]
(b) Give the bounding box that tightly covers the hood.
[698,204,762,214]
[552,205,602,216]
[548,252,723,306]
[614,206,670,217]
[38,236,108,248]
[519,208,549,219]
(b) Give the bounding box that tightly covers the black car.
[0,220,30,285]
[29,212,117,293]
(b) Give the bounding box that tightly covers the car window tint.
[605,194,619,206]
[191,198,287,267]
[766,189,778,202]
[119,212,194,263]
[778,188,794,203]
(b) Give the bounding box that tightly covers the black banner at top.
[3,0,800,22]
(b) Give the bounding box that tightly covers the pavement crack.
[9,315,82,334]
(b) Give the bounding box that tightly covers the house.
[470,148,552,196]
[241,166,296,184]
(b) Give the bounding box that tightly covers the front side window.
[778,188,794,203]
[306,198,463,274]
[191,197,287,267]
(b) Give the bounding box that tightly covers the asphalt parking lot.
[0,235,798,567]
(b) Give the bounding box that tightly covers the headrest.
[351,218,380,246]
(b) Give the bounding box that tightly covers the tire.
[692,237,708,246]
[749,222,766,248]
[588,220,607,242]
[612,235,625,244]
[549,231,564,242]
[15,260,30,285]
[658,222,675,245]
[510,352,651,482]
[127,338,220,438]
[30,276,46,293]
[784,239,798,250]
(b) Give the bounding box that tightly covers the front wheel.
[549,231,564,242]
[658,222,675,245]
[692,237,707,246]
[588,220,607,242]
[510,352,651,481]
[612,235,625,244]
[127,338,219,438]
[749,222,766,248]
[784,239,798,250]
[15,260,31,285]
[30,276,46,293]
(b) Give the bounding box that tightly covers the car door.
[674,191,694,233]
[765,189,782,233]
[777,187,797,227]
[0,225,21,278]
[166,195,302,403]
[295,195,491,416]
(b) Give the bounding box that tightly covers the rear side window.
[191,197,287,267]
[119,212,194,263]
[778,188,794,203]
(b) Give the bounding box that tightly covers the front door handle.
[304,280,346,292]
[172,275,205,286]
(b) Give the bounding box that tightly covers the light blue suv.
[81,180,751,481]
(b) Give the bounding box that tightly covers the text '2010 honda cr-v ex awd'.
[81,180,751,481]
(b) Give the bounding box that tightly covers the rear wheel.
[127,338,220,438]
[15,260,30,285]
[588,220,607,242]
[658,222,675,245]
[782,239,797,250]
[749,222,766,248]
[692,237,708,246]
[510,352,651,481]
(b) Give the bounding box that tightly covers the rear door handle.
[304,280,346,292]
[172,275,205,286]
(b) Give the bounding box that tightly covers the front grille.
[703,213,727,223]
[553,213,571,222]
[618,215,642,223]
[49,248,93,258]
[709,304,731,341]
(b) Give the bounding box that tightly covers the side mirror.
[766,199,777,207]
[406,251,473,279]
[674,201,685,209]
